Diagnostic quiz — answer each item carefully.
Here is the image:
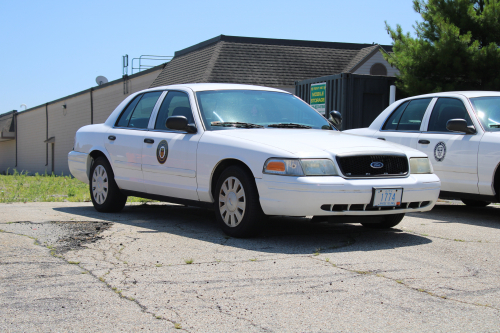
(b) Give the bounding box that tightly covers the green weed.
[0,173,155,203]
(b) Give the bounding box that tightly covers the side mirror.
[446,119,475,134]
[329,111,342,127]
[166,116,197,134]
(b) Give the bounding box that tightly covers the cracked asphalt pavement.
[1,201,499,332]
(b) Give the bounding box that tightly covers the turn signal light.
[266,161,285,172]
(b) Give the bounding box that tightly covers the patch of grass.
[354,270,372,275]
[174,323,182,329]
[325,258,330,262]
[0,171,155,203]
[68,261,80,265]
[249,258,257,262]
[454,239,465,242]
[155,315,162,320]
[99,277,105,282]
[128,297,135,301]
[396,279,404,284]
[81,272,88,274]
[184,258,194,264]
[155,263,163,267]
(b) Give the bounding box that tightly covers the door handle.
[377,137,386,141]
[418,139,430,144]
[108,135,116,141]
[144,138,154,144]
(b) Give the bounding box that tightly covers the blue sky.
[0,0,421,115]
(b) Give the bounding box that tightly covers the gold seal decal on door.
[156,140,168,164]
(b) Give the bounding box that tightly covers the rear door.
[105,91,163,192]
[416,97,481,194]
[373,98,433,148]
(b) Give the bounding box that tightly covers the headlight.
[410,157,433,174]
[263,158,338,176]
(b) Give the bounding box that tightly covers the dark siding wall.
[295,74,396,130]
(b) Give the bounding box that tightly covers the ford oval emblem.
[370,162,384,169]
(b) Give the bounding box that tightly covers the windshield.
[195,90,334,131]
[470,97,500,132]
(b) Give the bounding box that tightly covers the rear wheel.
[90,157,127,212]
[361,213,405,229]
[214,166,265,238]
[461,199,490,207]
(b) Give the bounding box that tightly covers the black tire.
[214,166,265,238]
[461,199,490,207]
[361,213,405,229]
[89,157,127,212]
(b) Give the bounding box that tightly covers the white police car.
[68,83,440,237]
[345,91,500,207]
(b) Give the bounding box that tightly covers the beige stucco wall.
[5,67,162,176]
[0,139,16,173]
[48,93,91,175]
[353,51,399,77]
[16,106,48,174]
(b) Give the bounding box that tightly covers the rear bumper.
[68,151,89,183]
[256,174,440,216]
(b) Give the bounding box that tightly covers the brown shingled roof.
[150,35,392,88]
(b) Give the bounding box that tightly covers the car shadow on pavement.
[408,202,500,229]
[53,203,432,255]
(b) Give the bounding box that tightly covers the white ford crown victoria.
[68,83,440,237]
[345,91,500,208]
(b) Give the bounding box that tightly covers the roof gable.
[150,35,393,88]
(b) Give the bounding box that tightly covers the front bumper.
[256,174,440,216]
[68,151,89,183]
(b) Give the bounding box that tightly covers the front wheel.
[89,157,127,212]
[361,213,405,229]
[214,166,265,238]
[461,199,490,207]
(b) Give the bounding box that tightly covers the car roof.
[408,91,500,99]
[140,83,291,94]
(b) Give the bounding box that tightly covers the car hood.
[214,129,414,157]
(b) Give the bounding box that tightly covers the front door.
[141,90,200,200]
[416,97,481,194]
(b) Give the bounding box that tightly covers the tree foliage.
[385,0,500,96]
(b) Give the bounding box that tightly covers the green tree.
[385,0,500,96]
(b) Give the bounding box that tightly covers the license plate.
[373,188,402,207]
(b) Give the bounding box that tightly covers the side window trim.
[147,90,168,129]
[419,97,437,131]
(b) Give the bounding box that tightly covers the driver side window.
[427,98,473,132]
[155,91,193,130]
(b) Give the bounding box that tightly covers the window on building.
[370,63,387,76]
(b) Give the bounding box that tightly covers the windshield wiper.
[211,121,264,128]
[267,123,312,129]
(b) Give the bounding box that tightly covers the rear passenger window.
[115,91,163,129]
[427,98,473,132]
[382,98,431,131]
[155,91,193,130]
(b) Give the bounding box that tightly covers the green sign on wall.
[310,82,326,112]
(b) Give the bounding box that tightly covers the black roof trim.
[14,63,166,116]
[174,35,393,57]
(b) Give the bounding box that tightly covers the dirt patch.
[52,221,113,253]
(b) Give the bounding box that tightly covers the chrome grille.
[336,154,408,178]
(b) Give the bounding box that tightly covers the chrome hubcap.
[219,176,246,227]
[92,165,108,205]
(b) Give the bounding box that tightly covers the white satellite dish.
[96,76,109,86]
